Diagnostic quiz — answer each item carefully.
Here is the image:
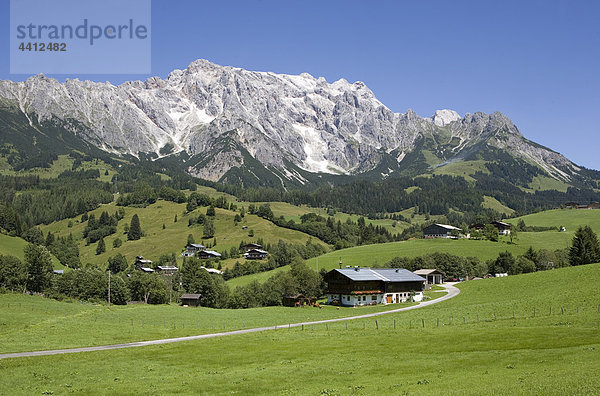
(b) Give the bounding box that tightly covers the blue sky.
[2,0,599,170]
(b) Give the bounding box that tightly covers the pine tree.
[128,214,142,241]
[187,234,195,245]
[96,237,106,255]
[24,244,53,293]
[569,226,600,266]
[203,218,215,238]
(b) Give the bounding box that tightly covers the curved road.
[0,284,459,360]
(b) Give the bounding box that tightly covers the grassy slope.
[482,195,515,215]
[228,232,567,288]
[229,208,600,288]
[259,201,410,233]
[0,234,65,270]
[507,208,600,233]
[0,154,115,182]
[40,200,328,268]
[431,159,490,182]
[2,264,599,394]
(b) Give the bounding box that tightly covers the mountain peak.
[432,109,461,127]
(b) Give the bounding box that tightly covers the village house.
[413,269,444,286]
[491,220,511,235]
[244,248,268,260]
[423,224,462,238]
[324,267,426,306]
[197,250,222,260]
[563,202,599,209]
[470,221,512,235]
[182,243,206,257]
[156,266,178,275]
[242,243,268,260]
[134,256,154,272]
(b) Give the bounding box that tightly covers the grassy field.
[227,231,571,288]
[0,292,428,355]
[1,264,599,394]
[507,208,600,234]
[0,233,65,270]
[40,200,328,268]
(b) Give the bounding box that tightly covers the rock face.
[0,59,580,183]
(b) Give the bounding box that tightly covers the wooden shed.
[282,294,316,307]
[181,293,202,307]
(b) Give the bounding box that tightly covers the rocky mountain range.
[0,59,593,188]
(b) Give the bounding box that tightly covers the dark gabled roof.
[181,293,202,299]
[187,243,205,249]
[244,249,268,254]
[245,243,263,248]
[332,268,425,282]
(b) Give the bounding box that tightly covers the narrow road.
[0,284,459,360]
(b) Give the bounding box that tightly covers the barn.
[423,224,462,238]
[324,267,426,306]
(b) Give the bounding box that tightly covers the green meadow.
[40,200,327,269]
[1,263,599,394]
[228,208,600,288]
[227,232,569,288]
[0,233,64,270]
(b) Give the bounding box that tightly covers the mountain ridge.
[0,59,594,189]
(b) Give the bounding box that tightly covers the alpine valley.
[1,58,599,192]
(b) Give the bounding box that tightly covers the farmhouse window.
[371,296,377,301]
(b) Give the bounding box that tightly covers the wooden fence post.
[421,319,424,328]
[376,320,379,330]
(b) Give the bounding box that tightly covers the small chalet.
[183,243,206,257]
[491,221,511,235]
[181,293,202,307]
[413,269,443,285]
[197,250,222,260]
[324,267,426,306]
[134,256,153,271]
[244,243,263,250]
[282,294,316,307]
[244,248,268,260]
[423,224,462,239]
[156,266,178,275]
[470,221,512,235]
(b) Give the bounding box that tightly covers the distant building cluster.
[422,220,512,239]
[564,202,600,210]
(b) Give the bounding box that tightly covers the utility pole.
[107,270,111,307]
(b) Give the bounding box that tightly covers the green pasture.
[1,263,599,394]
[40,200,328,268]
[228,231,572,288]
[0,233,65,270]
